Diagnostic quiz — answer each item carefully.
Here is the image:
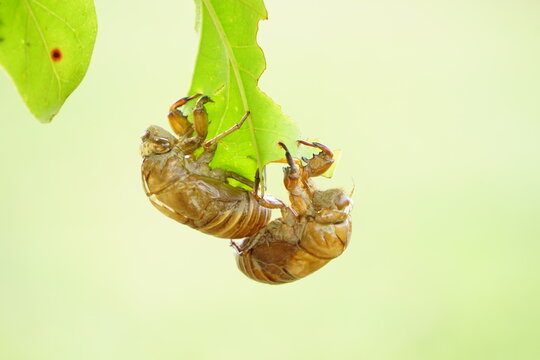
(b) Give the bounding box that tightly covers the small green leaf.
[0,0,97,122]
[187,0,299,181]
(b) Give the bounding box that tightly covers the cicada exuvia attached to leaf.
[141,94,274,238]
[232,141,353,284]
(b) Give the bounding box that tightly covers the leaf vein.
[214,65,231,134]
[238,66,258,80]
[30,0,79,36]
[234,0,267,18]
[22,0,62,103]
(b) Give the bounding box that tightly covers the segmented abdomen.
[235,217,352,284]
[144,170,271,239]
[196,193,272,238]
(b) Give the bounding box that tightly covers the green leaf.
[0,0,97,122]
[187,0,299,181]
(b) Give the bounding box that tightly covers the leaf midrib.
[201,0,263,177]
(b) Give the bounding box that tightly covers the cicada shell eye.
[153,137,173,153]
[140,126,177,157]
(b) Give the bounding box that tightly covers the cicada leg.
[250,169,298,223]
[252,170,286,208]
[192,96,213,143]
[176,96,214,154]
[169,93,202,113]
[278,142,315,218]
[297,140,334,178]
[223,171,255,188]
[167,93,202,137]
[196,111,250,168]
[230,240,244,255]
[202,111,250,151]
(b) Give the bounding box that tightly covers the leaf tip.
[35,112,57,124]
[30,103,59,124]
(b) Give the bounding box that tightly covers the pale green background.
[1,1,539,359]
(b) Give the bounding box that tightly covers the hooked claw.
[169,93,202,113]
[296,140,334,178]
[297,140,334,157]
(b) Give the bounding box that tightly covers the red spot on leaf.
[51,48,62,62]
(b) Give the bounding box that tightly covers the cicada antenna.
[349,178,356,198]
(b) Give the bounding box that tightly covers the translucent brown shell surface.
[234,190,353,284]
[142,155,271,239]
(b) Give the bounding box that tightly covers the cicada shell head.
[140,125,178,157]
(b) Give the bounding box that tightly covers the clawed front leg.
[167,94,213,155]
[168,93,202,137]
[174,96,214,154]
[278,142,313,217]
[169,96,251,157]
[193,96,213,141]
[297,140,334,178]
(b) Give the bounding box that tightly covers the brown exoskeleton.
[141,94,272,238]
[232,141,353,284]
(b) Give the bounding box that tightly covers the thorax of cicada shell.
[182,154,225,182]
[142,149,191,195]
